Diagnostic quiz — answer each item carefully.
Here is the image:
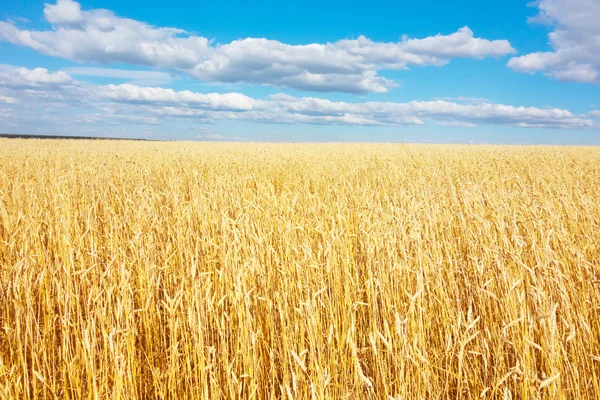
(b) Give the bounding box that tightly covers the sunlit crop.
[1,139,599,399]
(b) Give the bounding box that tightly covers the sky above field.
[1,0,600,143]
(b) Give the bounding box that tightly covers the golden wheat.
[0,139,599,399]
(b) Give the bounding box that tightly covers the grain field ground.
[0,139,599,399]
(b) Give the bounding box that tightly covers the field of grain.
[1,139,599,399]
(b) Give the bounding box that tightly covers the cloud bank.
[1,66,597,131]
[0,0,515,93]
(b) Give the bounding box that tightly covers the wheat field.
[0,139,599,399]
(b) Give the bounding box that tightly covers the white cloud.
[96,84,265,111]
[0,0,211,69]
[0,94,19,104]
[508,0,600,85]
[189,28,514,93]
[0,0,515,93]
[264,93,596,128]
[435,121,477,128]
[2,66,597,131]
[191,42,396,93]
[337,27,513,66]
[81,81,597,129]
[45,0,84,26]
[0,67,74,89]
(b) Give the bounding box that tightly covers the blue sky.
[0,0,599,143]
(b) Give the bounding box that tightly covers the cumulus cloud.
[0,0,515,93]
[44,0,84,25]
[0,94,19,104]
[0,0,210,69]
[2,66,597,131]
[508,0,600,85]
[335,27,513,67]
[0,67,74,90]
[189,28,514,93]
[264,93,596,128]
[96,84,266,111]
